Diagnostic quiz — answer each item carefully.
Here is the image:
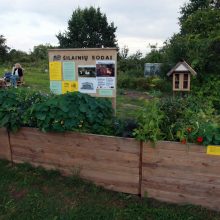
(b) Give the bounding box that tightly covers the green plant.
[133,99,164,145]
[0,88,49,132]
[160,95,219,145]
[187,122,220,145]
[31,92,114,135]
[192,75,220,113]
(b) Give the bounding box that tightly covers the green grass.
[23,66,49,93]
[116,95,147,119]
[0,63,49,93]
[0,160,219,220]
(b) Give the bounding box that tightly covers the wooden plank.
[0,128,11,161]
[142,176,220,197]
[12,149,139,175]
[143,141,206,153]
[142,147,209,162]
[142,157,220,176]
[11,143,139,167]
[143,167,220,185]
[143,152,220,167]
[10,127,139,154]
[141,188,220,211]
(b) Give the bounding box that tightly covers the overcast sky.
[0,0,188,55]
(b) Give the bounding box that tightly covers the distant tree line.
[1,1,219,79]
[0,36,54,65]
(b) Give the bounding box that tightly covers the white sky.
[0,0,188,55]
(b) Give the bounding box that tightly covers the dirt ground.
[122,90,152,99]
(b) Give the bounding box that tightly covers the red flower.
[181,139,187,144]
[197,136,203,143]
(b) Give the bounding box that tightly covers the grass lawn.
[0,160,219,220]
[0,64,50,93]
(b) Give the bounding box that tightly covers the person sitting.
[11,63,24,88]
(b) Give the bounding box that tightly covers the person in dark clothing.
[11,63,24,88]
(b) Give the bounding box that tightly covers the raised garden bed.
[1,127,220,211]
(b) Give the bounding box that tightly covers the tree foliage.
[31,44,53,60]
[57,7,117,48]
[0,35,10,63]
[163,0,220,76]
[179,0,220,24]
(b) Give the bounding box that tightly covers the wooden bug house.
[167,60,197,92]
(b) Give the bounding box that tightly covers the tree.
[57,7,117,48]
[144,44,164,63]
[179,0,220,24]
[31,44,53,61]
[0,35,10,63]
[163,0,220,76]
[8,49,30,63]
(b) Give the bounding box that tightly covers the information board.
[48,48,117,99]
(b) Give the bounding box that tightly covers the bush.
[159,95,220,145]
[0,88,50,131]
[0,89,115,135]
[117,74,172,93]
[191,75,220,113]
[30,92,115,135]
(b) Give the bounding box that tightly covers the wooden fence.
[0,127,220,211]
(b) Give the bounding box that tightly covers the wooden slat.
[11,127,139,154]
[142,176,220,197]
[142,188,220,211]
[143,167,220,185]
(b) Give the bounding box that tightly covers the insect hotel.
[167,60,197,92]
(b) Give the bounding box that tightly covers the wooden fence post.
[138,141,143,196]
[0,128,12,162]
[7,130,13,164]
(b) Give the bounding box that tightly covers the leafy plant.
[0,88,49,132]
[30,92,114,135]
[187,122,220,146]
[160,95,220,145]
[133,99,164,145]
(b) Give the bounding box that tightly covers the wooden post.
[0,128,12,162]
[111,97,116,116]
[139,141,143,196]
[7,130,13,164]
